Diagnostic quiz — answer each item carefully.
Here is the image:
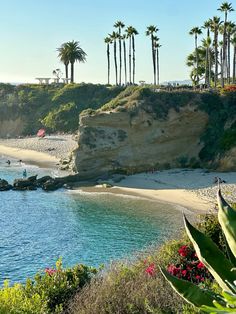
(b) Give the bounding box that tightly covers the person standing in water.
[23,169,27,178]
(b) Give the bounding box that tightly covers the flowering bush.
[222,85,236,92]
[0,259,97,314]
[167,245,212,284]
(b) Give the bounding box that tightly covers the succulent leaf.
[184,215,236,292]
[160,267,216,307]
[218,189,236,259]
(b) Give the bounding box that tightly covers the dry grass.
[66,240,196,314]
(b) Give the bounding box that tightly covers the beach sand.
[0,136,235,212]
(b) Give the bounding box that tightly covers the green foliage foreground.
[161,190,236,313]
[0,259,96,314]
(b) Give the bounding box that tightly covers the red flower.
[197,261,205,269]
[195,275,201,280]
[145,263,155,276]
[178,245,190,257]
[182,270,187,277]
[167,264,180,276]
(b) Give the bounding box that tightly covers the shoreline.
[74,186,212,213]
[0,144,59,168]
[0,137,235,213]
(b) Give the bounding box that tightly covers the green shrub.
[0,259,97,314]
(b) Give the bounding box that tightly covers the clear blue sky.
[1,0,235,84]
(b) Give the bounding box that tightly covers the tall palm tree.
[218,2,234,85]
[153,36,161,85]
[210,17,222,87]
[231,35,236,83]
[189,27,203,84]
[202,19,212,86]
[202,37,212,86]
[104,36,112,85]
[109,31,119,85]
[146,25,159,85]
[125,26,133,84]
[130,27,138,84]
[114,21,125,85]
[57,43,70,80]
[226,21,236,83]
[64,41,87,83]
[122,34,128,85]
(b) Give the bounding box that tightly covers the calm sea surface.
[0,156,184,284]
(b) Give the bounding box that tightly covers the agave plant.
[160,189,236,313]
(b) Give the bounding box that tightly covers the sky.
[0,0,235,85]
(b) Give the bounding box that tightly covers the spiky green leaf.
[160,267,216,307]
[218,190,236,259]
[184,216,236,292]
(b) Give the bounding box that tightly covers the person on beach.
[6,160,11,165]
[23,169,27,178]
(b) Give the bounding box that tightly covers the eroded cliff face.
[73,105,209,179]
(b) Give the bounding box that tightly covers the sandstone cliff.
[73,87,236,179]
[73,103,208,179]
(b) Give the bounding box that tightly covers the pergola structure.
[35,78,71,85]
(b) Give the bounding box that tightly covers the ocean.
[0,156,184,284]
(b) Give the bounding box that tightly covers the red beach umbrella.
[37,128,46,138]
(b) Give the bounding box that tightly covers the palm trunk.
[209,51,212,86]
[114,40,118,85]
[123,39,127,85]
[107,43,110,85]
[227,32,231,84]
[214,31,218,88]
[222,12,228,87]
[195,35,199,84]
[156,48,160,85]
[70,62,74,83]
[129,36,132,84]
[132,35,135,84]
[119,30,122,85]
[233,45,236,84]
[151,35,156,85]
[65,64,69,81]
[205,47,209,86]
[221,46,224,87]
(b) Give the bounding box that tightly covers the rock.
[13,178,37,190]
[27,175,38,182]
[36,176,53,187]
[0,179,12,191]
[41,179,63,191]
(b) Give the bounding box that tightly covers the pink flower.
[167,264,180,276]
[195,275,201,280]
[197,262,205,269]
[45,268,57,276]
[178,245,190,257]
[182,270,187,277]
[145,263,155,276]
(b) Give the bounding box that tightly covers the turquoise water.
[0,156,184,284]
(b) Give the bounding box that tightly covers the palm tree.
[202,20,212,86]
[202,37,212,86]
[114,21,125,85]
[64,41,87,83]
[189,27,203,85]
[104,36,112,85]
[57,43,70,80]
[218,2,234,85]
[210,17,222,87]
[153,36,161,85]
[122,34,128,85]
[146,25,159,85]
[109,31,119,85]
[231,35,236,83]
[130,27,138,84]
[125,26,133,84]
[226,21,236,83]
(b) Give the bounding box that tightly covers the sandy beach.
[0,135,235,212]
[0,135,77,168]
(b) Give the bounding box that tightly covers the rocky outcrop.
[73,104,209,179]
